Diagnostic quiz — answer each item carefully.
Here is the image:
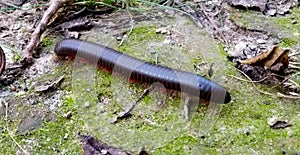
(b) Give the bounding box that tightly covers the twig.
[289,64,300,70]
[110,86,154,123]
[228,74,270,83]
[235,69,275,96]
[234,69,300,99]
[277,92,300,99]
[22,0,74,64]
[118,8,134,47]
[250,148,259,155]
[3,100,30,155]
[0,1,18,8]
[289,52,300,57]
[290,62,300,65]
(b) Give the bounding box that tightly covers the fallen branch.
[22,0,74,65]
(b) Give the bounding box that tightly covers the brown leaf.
[239,46,289,69]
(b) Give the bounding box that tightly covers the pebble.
[156,27,171,35]
[115,35,123,41]
[101,150,108,154]
[267,9,277,16]
[63,111,72,119]
[10,85,17,91]
[282,150,286,154]
[257,39,267,44]
[263,100,270,105]
[292,20,297,24]
[245,130,250,136]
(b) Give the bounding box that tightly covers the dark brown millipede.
[54,39,231,104]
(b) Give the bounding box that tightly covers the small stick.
[118,9,133,47]
[277,92,300,99]
[234,69,300,99]
[0,1,18,8]
[184,96,190,120]
[289,64,300,70]
[289,52,300,57]
[235,69,275,96]
[22,0,74,64]
[3,100,29,155]
[111,85,154,123]
[228,74,270,83]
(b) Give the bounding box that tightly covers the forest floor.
[0,0,299,154]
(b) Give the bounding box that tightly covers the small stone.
[63,111,72,119]
[263,100,270,105]
[63,133,69,140]
[257,39,267,44]
[116,36,122,41]
[10,85,17,91]
[245,130,250,136]
[156,28,162,33]
[84,102,90,108]
[161,29,168,34]
[235,42,247,52]
[292,20,297,24]
[267,9,277,16]
[248,44,257,50]
[101,149,108,154]
[156,27,170,35]
[282,150,286,154]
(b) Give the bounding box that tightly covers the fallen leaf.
[35,76,64,93]
[239,46,289,69]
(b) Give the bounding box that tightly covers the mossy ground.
[0,9,299,155]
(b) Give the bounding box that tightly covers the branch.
[22,0,74,64]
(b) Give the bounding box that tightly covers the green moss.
[279,37,298,48]
[40,36,53,47]
[12,51,21,61]
[118,26,164,60]
[2,14,300,154]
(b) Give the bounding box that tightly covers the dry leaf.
[239,46,289,69]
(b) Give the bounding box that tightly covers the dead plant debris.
[227,0,299,16]
[78,133,149,155]
[239,46,289,69]
[35,75,64,93]
[268,117,292,129]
